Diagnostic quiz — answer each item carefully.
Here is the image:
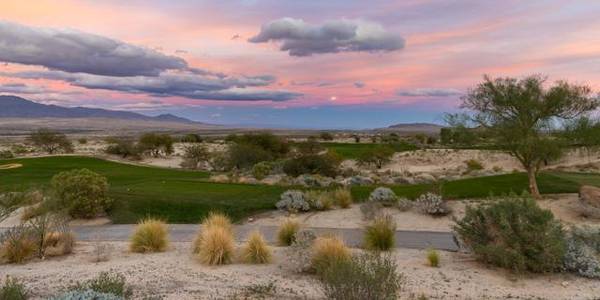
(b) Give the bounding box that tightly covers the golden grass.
[241,230,272,264]
[129,218,169,253]
[312,236,351,273]
[202,212,233,233]
[332,188,353,208]
[277,218,300,246]
[364,214,396,251]
[426,248,440,267]
[0,236,37,264]
[43,231,75,257]
[196,226,235,265]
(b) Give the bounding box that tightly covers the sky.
[0,0,599,129]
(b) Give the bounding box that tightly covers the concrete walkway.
[64,224,459,251]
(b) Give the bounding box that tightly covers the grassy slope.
[323,142,418,159]
[2,156,600,223]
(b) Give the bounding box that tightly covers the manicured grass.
[0,156,285,223]
[323,142,418,159]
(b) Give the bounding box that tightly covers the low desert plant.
[465,159,484,172]
[368,187,398,206]
[0,150,14,159]
[69,272,132,298]
[43,231,75,257]
[277,218,300,246]
[285,229,317,273]
[252,162,272,180]
[564,226,600,278]
[196,226,235,265]
[275,190,310,212]
[426,248,440,267]
[51,289,122,300]
[51,168,113,218]
[397,197,412,212]
[454,195,565,273]
[416,193,450,216]
[364,215,396,251]
[241,231,272,264]
[332,188,353,208]
[317,253,403,300]
[0,225,36,264]
[129,218,169,253]
[312,236,351,274]
[202,212,233,233]
[1,276,27,300]
[305,190,333,211]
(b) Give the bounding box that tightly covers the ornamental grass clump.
[241,231,272,264]
[196,226,235,265]
[332,188,353,208]
[364,214,396,251]
[277,218,300,246]
[129,218,168,253]
[312,236,351,275]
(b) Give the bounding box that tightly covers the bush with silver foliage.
[416,192,450,216]
[276,190,310,212]
[368,187,398,206]
[564,226,600,278]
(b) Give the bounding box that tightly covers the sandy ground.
[247,194,600,232]
[1,242,599,300]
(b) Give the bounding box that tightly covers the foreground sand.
[1,242,599,300]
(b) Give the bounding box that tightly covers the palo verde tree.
[454,75,598,198]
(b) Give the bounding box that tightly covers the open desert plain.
[1,1,600,300]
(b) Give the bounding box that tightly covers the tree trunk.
[527,167,541,199]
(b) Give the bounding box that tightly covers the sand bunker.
[0,163,22,170]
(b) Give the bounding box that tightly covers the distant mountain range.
[379,122,444,134]
[0,95,202,124]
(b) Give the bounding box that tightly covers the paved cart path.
[9,224,458,251]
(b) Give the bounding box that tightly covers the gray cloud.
[0,21,187,76]
[354,81,365,88]
[0,83,49,94]
[249,18,404,56]
[396,88,463,97]
[5,70,301,102]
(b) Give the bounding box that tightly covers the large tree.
[456,75,598,198]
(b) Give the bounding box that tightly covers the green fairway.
[0,156,285,223]
[323,142,418,159]
[2,156,600,224]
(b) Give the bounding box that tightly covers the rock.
[294,174,332,187]
[392,176,415,185]
[414,173,436,184]
[579,185,600,218]
[342,175,374,186]
[238,176,258,184]
[261,174,284,185]
[209,174,229,183]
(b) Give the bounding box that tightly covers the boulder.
[209,174,229,183]
[342,175,374,186]
[580,185,600,218]
[414,173,436,184]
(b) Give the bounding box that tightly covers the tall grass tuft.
[202,212,233,233]
[364,214,396,251]
[277,218,300,246]
[332,188,353,208]
[197,226,235,265]
[0,276,27,300]
[241,231,272,264]
[43,231,75,257]
[426,248,440,267]
[312,236,351,274]
[129,218,169,253]
[0,226,37,264]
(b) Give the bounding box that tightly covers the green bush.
[426,248,440,267]
[228,143,273,170]
[0,276,27,300]
[465,159,484,172]
[180,144,210,170]
[283,153,341,177]
[318,253,403,300]
[252,162,272,180]
[28,129,73,154]
[0,150,14,159]
[51,169,113,218]
[454,195,566,273]
[138,133,174,157]
[364,215,396,251]
[104,138,141,160]
[70,272,132,299]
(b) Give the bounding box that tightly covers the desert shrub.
[396,197,412,211]
[275,190,310,213]
[426,249,440,267]
[28,128,73,154]
[364,215,396,251]
[10,144,29,155]
[454,196,566,273]
[357,146,395,169]
[69,272,132,299]
[0,276,27,300]
[295,138,324,156]
[251,162,272,180]
[201,212,233,233]
[180,144,210,170]
[0,150,14,159]
[104,138,141,160]
[51,289,122,300]
[27,214,74,259]
[43,231,75,257]
[415,193,450,216]
[51,169,113,218]
[319,132,334,141]
[318,253,403,300]
[465,159,484,172]
[129,218,168,253]
[286,230,317,273]
[138,133,174,157]
[196,226,234,265]
[360,201,383,221]
[0,225,36,263]
[332,188,353,208]
[283,152,341,177]
[241,231,272,264]
[312,236,351,274]
[305,191,333,211]
[277,218,300,246]
[180,133,203,143]
[564,226,600,278]
[77,138,88,144]
[368,187,398,207]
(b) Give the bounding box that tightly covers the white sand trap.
[0,163,22,170]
